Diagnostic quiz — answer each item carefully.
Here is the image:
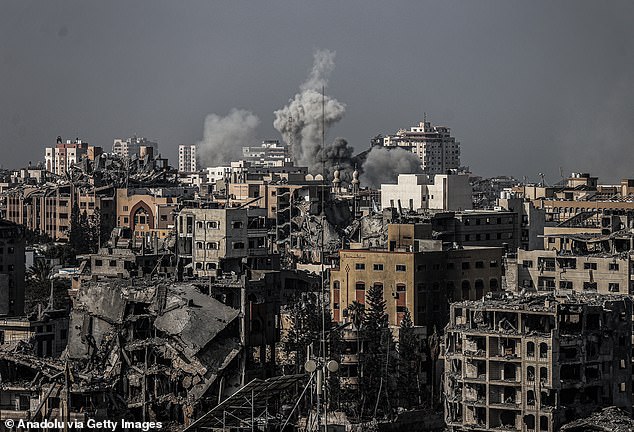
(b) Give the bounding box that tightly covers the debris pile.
[559,407,634,432]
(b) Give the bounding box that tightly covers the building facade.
[178,144,197,173]
[112,136,158,159]
[0,220,25,316]
[242,140,290,167]
[445,293,632,431]
[176,207,250,276]
[330,236,504,330]
[381,173,472,212]
[383,120,461,174]
[516,249,633,295]
[5,184,115,242]
[45,137,98,176]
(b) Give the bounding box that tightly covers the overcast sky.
[1,1,633,183]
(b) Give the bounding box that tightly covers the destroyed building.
[444,292,632,432]
[559,406,634,432]
[0,280,245,428]
[5,183,116,242]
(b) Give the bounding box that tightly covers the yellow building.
[330,242,504,330]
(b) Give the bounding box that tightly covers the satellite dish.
[326,360,339,373]
[304,359,317,373]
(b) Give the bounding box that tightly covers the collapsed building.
[0,280,245,428]
[444,292,632,432]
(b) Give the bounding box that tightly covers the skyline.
[2,1,634,183]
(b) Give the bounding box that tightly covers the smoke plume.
[319,137,354,181]
[197,108,260,167]
[360,147,423,188]
[274,49,350,174]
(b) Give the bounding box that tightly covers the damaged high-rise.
[444,292,632,432]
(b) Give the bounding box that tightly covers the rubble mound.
[559,407,634,432]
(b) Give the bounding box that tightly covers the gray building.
[0,220,25,316]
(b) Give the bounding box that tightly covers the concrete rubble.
[0,279,243,429]
[559,406,634,432]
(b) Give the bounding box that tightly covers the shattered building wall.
[62,280,243,426]
[176,207,249,276]
[5,183,115,242]
[444,293,632,432]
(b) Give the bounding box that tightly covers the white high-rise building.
[383,119,461,174]
[178,144,197,172]
[45,137,89,175]
[242,140,289,167]
[113,136,158,159]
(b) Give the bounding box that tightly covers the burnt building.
[444,293,632,432]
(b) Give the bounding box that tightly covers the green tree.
[69,203,91,254]
[26,259,53,284]
[360,283,394,419]
[284,293,324,373]
[398,308,422,409]
[68,201,82,252]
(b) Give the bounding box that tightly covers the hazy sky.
[1,1,633,183]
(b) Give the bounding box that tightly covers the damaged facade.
[444,293,632,432]
[0,280,245,428]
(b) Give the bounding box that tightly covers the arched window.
[333,281,340,290]
[527,366,535,381]
[539,343,548,358]
[527,342,535,357]
[490,278,499,291]
[196,242,203,249]
[475,279,484,299]
[524,414,535,429]
[461,280,470,300]
[540,367,548,382]
[356,282,365,291]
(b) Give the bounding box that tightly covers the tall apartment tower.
[178,144,197,172]
[383,119,461,174]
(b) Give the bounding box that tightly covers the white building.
[205,166,231,183]
[242,140,289,167]
[178,144,197,172]
[45,137,89,176]
[381,173,472,211]
[383,119,460,174]
[112,136,158,159]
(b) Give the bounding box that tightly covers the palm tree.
[27,259,53,284]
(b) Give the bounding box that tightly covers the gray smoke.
[318,137,354,181]
[273,49,348,173]
[197,108,260,167]
[360,147,423,188]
